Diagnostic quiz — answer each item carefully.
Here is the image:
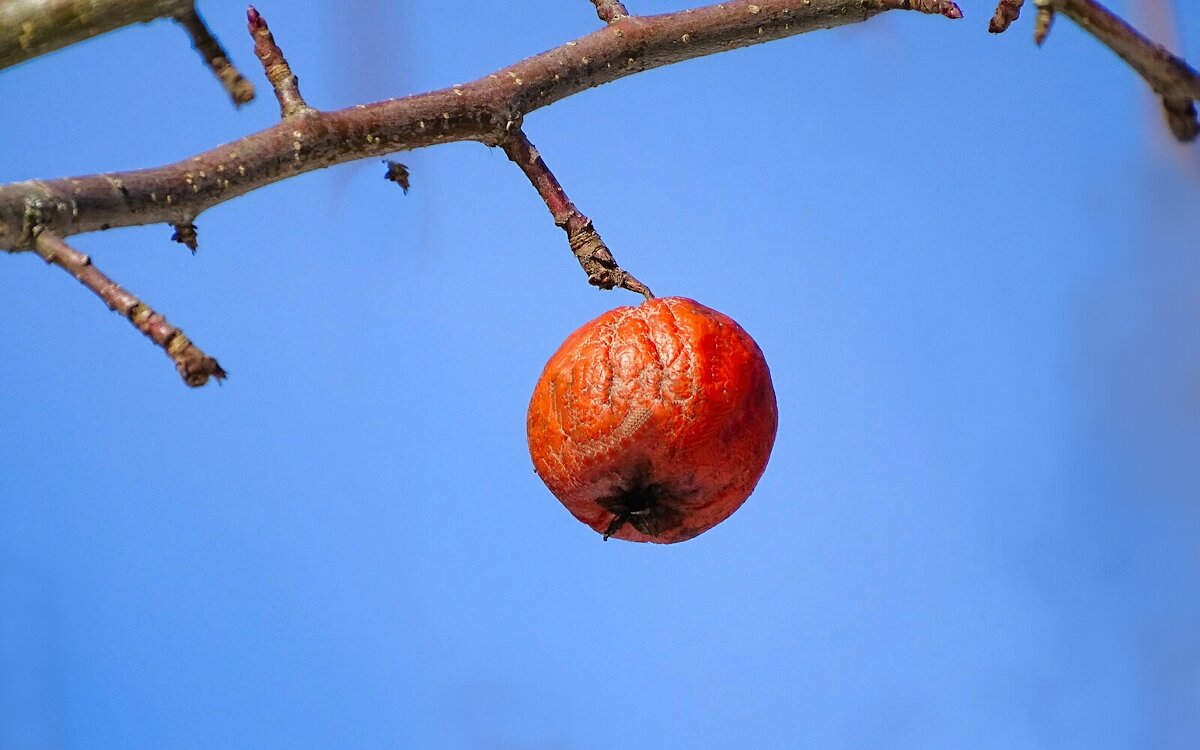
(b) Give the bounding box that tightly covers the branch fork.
[6,0,1199,387]
[6,5,321,387]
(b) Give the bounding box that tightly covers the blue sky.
[2,1,1199,747]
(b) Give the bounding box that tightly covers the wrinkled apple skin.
[527,296,778,543]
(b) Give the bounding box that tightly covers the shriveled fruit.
[527,296,777,544]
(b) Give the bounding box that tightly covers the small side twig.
[32,232,225,387]
[0,0,252,108]
[0,0,190,70]
[991,0,1200,141]
[500,130,652,299]
[247,6,312,119]
[1056,0,1200,141]
[0,0,967,251]
[590,0,631,24]
[173,5,255,107]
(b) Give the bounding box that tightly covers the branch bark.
[0,0,961,251]
[1055,0,1200,141]
[247,5,309,118]
[0,0,187,68]
[0,0,253,106]
[31,232,226,387]
[13,0,1198,387]
[501,129,652,297]
[174,3,255,107]
[989,0,1200,141]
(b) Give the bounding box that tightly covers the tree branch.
[0,0,962,252]
[1056,0,1200,141]
[501,129,652,298]
[247,5,310,118]
[990,0,1200,141]
[0,0,188,69]
[0,0,253,107]
[31,232,226,387]
[174,4,255,107]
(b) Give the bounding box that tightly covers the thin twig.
[591,0,631,24]
[500,130,652,298]
[0,0,253,107]
[173,5,255,108]
[1056,0,1200,141]
[32,232,226,387]
[247,5,311,118]
[990,0,1200,141]
[0,0,962,251]
[0,0,187,69]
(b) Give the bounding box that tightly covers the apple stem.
[499,128,653,299]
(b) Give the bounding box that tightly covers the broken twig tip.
[173,7,256,109]
[231,81,256,107]
[181,358,228,388]
[1163,98,1200,143]
[1034,5,1054,46]
[621,274,654,300]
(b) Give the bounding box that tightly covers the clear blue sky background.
[2,1,1199,747]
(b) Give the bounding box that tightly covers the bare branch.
[1055,0,1200,141]
[31,232,226,387]
[0,0,187,69]
[0,0,253,107]
[247,6,310,118]
[174,5,255,107]
[0,0,962,251]
[501,130,652,298]
[10,0,1192,386]
[591,0,631,24]
[991,0,1200,141]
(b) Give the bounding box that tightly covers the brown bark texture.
[0,0,253,105]
[2,0,1198,386]
[0,0,962,252]
[0,0,189,69]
